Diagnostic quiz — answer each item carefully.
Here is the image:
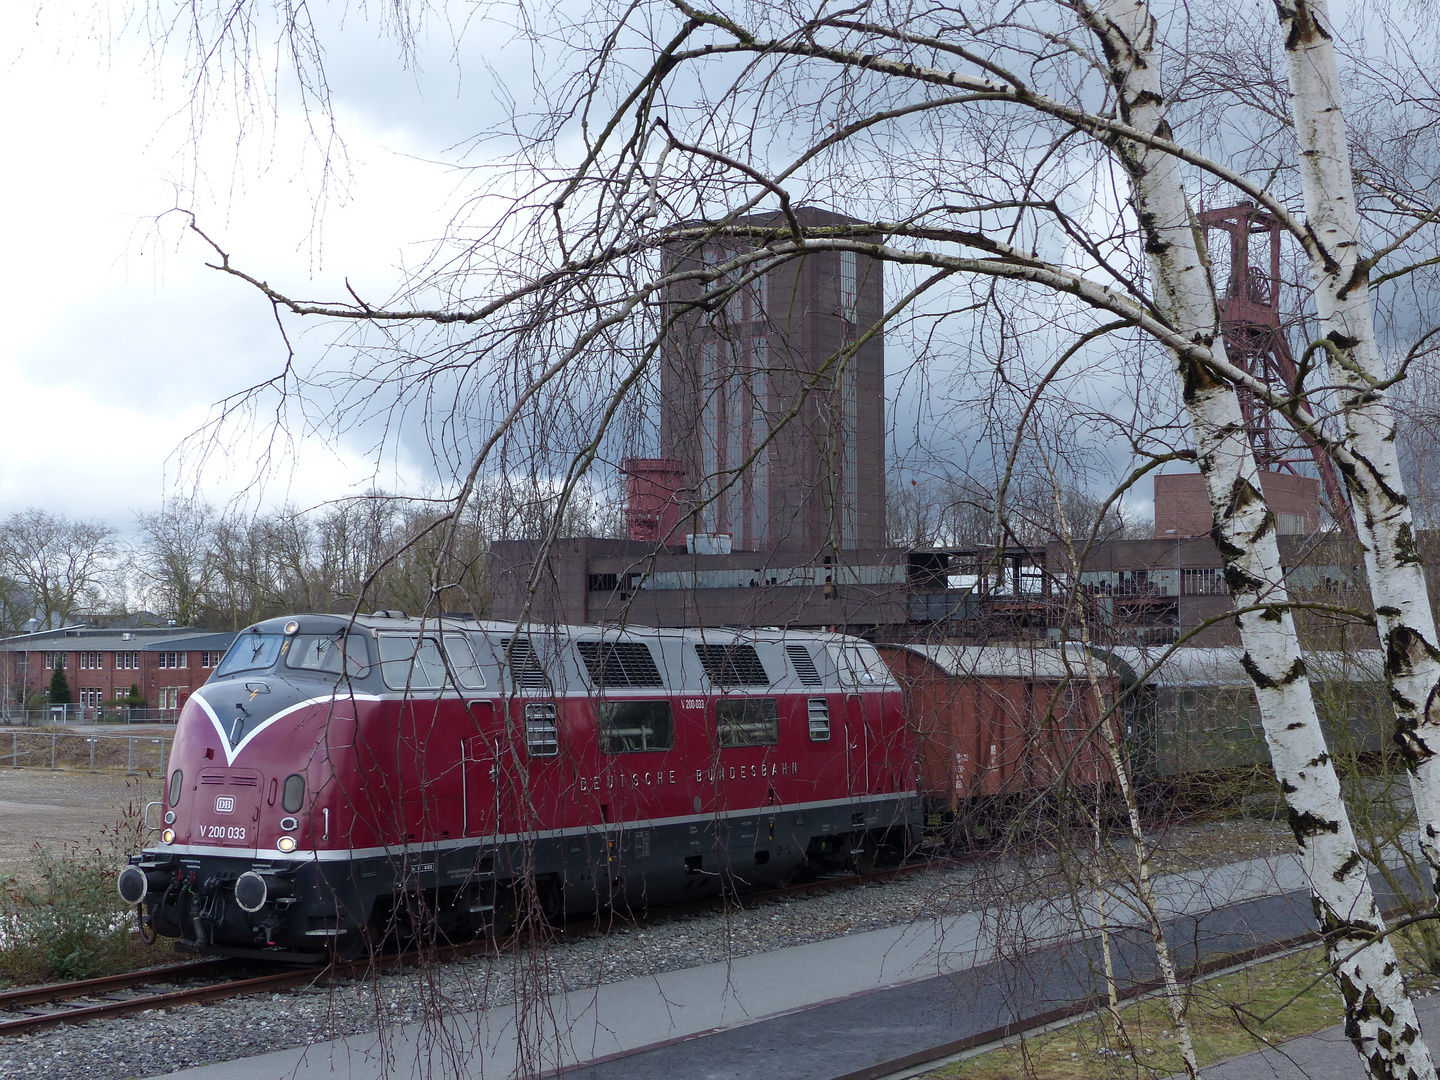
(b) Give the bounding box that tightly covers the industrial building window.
[694,643,770,686]
[840,360,858,547]
[701,341,720,532]
[808,698,831,740]
[576,641,664,688]
[725,352,745,539]
[716,698,779,747]
[1182,568,1226,596]
[750,356,768,546]
[839,250,858,321]
[599,700,673,753]
[786,644,822,686]
[525,702,560,757]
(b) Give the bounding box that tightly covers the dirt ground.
[0,768,164,878]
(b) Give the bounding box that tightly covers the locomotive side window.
[826,643,891,686]
[442,635,486,689]
[598,700,674,753]
[807,698,831,741]
[378,635,450,690]
[215,633,284,678]
[716,698,779,747]
[525,702,560,757]
[282,773,306,813]
[285,634,371,677]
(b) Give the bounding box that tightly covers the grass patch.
[927,943,1439,1080]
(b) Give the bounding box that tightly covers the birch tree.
[1272,0,1440,916]
[1080,4,1431,1073]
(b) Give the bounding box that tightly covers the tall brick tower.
[657,208,886,553]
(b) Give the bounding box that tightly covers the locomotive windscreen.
[215,633,284,678]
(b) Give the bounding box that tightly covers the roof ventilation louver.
[694,643,771,687]
[500,637,551,691]
[576,641,664,688]
[786,644,823,686]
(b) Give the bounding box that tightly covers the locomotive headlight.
[284,620,300,635]
[161,828,176,844]
[276,835,297,853]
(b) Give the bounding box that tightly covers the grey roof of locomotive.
[235,613,893,696]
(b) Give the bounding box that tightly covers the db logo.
[215,796,236,814]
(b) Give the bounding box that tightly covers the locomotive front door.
[843,694,871,798]
[462,701,499,838]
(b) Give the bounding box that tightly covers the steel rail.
[0,959,234,1011]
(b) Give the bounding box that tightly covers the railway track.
[0,860,936,1039]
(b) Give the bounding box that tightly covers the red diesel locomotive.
[118,614,919,959]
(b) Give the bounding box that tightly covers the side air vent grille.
[786,644,822,686]
[500,638,551,691]
[576,641,664,688]
[694,644,770,687]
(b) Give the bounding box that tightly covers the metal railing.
[0,704,178,726]
[3,730,170,773]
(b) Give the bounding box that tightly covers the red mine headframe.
[1198,202,1350,527]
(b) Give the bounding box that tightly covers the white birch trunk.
[1089,3,1434,1075]
[1275,0,1440,899]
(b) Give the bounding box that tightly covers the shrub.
[0,784,174,984]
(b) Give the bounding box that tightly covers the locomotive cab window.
[716,698,779,747]
[598,700,673,753]
[215,633,284,678]
[378,635,450,690]
[442,635,486,689]
[826,643,891,686]
[285,633,371,678]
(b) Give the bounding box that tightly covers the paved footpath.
[164,854,1409,1080]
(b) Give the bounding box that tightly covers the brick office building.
[0,626,237,718]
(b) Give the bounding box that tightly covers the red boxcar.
[878,644,1117,816]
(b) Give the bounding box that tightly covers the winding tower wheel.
[1199,202,1351,528]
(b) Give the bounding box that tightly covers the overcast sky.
[0,4,503,525]
[0,2,1212,532]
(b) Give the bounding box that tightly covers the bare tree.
[0,509,118,629]
[134,499,220,626]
